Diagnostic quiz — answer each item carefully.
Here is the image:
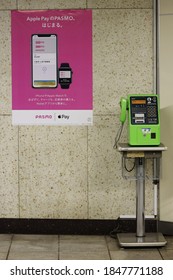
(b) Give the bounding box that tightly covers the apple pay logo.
[58,114,70,120]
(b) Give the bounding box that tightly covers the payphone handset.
[120,97,128,124]
[119,94,160,146]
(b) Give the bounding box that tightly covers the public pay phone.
[120,94,160,146]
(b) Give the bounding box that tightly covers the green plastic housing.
[127,94,160,146]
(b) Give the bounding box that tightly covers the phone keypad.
[147,106,157,118]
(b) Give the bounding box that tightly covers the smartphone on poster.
[31,34,58,88]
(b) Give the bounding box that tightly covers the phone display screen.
[32,34,57,88]
[59,71,71,79]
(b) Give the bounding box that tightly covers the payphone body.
[120,94,160,146]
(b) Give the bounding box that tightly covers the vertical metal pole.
[153,0,160,94]
[153,0,157,94]
[136,158,145,237]
[153,183,158,217]
[153,157,160,231]
[153,158,160,212]
[153,0,161,229]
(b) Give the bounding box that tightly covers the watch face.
[59,70,71,83]
[59,70,71,79]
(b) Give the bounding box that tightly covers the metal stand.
[117,143,167,247]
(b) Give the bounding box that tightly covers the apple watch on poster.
[59,63,73,89]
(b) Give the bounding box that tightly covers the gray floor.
[0,234,173,260]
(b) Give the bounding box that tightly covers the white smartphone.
[31,34,58,88]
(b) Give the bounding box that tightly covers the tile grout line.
[104,235,112,260]
[158,248,164,260]
[58,235,60,260]
[6,235,14,260]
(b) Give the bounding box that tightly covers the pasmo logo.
[35,115,53,119]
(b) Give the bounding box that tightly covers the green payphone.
[120,94,160,146]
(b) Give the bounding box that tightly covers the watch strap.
[60,84,70,89]
[60,63,70,68]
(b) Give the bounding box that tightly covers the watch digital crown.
[59,63,72,89]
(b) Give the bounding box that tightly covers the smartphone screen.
[31,34,57,88]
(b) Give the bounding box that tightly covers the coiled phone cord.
[113,123,136,172]
[113,123,124,149]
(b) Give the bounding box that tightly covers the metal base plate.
[117,232,167,248]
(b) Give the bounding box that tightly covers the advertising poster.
[11,10,92,125]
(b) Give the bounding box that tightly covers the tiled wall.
[160,0,173,222]
[0,0,154,219]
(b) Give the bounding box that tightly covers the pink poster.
[11,10,92,125]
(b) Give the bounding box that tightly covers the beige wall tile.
[19,126,88,219]
[88,116,154,219]
[0,117,18,218]
[160,0,173,14]
[93,9,153,115]
[88,115,136,219]
[160,15,173,109]
[18,0,86,9]
[0,0,16,9]
[0,12,11,115]
[88,0,152,9]
[160,13,173,222]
